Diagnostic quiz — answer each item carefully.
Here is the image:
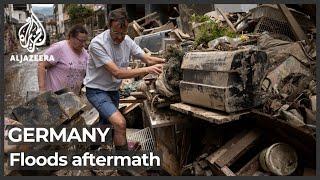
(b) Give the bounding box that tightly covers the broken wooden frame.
[206,128,263,176]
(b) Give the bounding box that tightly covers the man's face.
[70,32,88,51]
[110,21,128,45]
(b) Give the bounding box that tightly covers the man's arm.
[37,61,54,92]
[104,61,163,79]
[140,53,166,65]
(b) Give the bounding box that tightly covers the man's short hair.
[107,8,129,29]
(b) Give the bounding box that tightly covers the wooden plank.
[216,8,237,32]
[143,22,174,34]
[169,29,183,42]
[206,129,249,164]
[277,4,309,43]
[215,128,262,168]
[220,166,236,176]
[150,117,186,128]
[132,23,142,35]
[175,28,191,39]
[132,20,144,31]
[170,103,249,124]
[236,154,260,176]
[130,91,147,99]
[119,99,144,103]
[135,12,158,23]
[123,103,140,115]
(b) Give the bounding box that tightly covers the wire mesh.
[254,16,295,41]
[127,127,155,151]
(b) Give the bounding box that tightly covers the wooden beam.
[277,4,309,43]
[215,128,262,168]
[170,103,249,124]
[135,12,158,23]
[123,103,140,115]
[216,8,237,32]
[119,99,144,103]
[220,166,236,176]
[206,130,249,164]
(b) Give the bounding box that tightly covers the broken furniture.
[128,12,162,38]
[180,49,269,113]
[180,127,266,176]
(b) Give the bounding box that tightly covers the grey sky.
[32,4,53,8]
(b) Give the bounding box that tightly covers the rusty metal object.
[180,49,268,113]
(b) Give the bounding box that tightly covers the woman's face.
[70,33,88,51]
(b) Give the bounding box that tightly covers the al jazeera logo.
[10,10,54,63]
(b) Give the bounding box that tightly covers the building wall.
[214,4,257,13]
[11,10,28,23]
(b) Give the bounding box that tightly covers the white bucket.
[259,143,298,176]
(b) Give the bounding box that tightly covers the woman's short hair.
[67,24,88,39]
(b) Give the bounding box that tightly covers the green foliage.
[191,14,211,23]
[194,20,237,47]
[67,5,94,22]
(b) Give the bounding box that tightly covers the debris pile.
[4,4,316,176]
[123,4,316,176]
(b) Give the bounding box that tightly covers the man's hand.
[141,54,166,65]
[145,64,163,75]
[156,57,166,64]
[104,61,163,79]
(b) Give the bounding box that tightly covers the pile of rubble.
[120,4,316,176]
[4,4,316,176]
